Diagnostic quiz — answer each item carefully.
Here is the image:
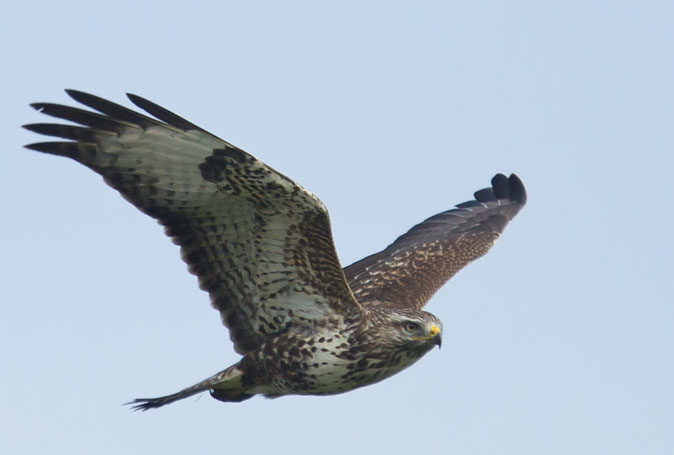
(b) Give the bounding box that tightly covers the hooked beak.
[430,325,442,349]
[413,325,442,348]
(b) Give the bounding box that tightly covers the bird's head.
[365,307,443,353]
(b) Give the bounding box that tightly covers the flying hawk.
[24,90,526,410]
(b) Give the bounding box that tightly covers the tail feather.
[126,364,248,411]
[127,391,200,411]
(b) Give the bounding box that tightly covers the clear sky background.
[2,1,672,454]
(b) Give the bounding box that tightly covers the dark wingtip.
[24,142,56,153]
[126,93,208,133]
[490,173,510,199]
[64,88,92,102]
[24,142,44,152]
[126,93,149,110]
[507,173,526,205]
[472,172,527,206]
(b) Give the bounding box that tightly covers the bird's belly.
[254,346,421,397]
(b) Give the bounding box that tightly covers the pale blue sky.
[2,1,673,454]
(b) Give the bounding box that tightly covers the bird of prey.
[24,90,526,410]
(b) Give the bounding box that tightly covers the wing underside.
[24,90,361,354]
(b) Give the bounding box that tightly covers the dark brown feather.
[65,89,161,129]
[127,92,212,133]
[343,174,526,309]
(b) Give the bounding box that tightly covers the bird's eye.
[403,322,419,332]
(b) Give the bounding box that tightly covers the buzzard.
[24,90,526,410]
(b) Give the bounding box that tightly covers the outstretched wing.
[24,90,361,354]
[343,174,526,309]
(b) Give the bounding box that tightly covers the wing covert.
[343,174,526,309]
